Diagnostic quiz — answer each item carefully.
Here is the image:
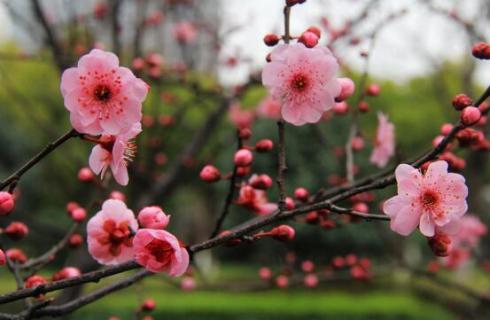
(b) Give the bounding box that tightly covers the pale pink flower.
[229,102,255,129]
[133,229,189,276]
[236,185,277,215]
[172,22,197,44]
[452,214,487,248]
[89,123,141,186]
[87,199,138,265]
[61,49,148,135]
[370,112,395,168]
[383,161,468,237]
[138,206,170,229]
[257,96,281,120]
[262,43,341,125]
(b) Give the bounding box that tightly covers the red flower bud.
[472,42,490,59]
[199,165,221,182]
[52,267,81,281]
[249,174,273,190]
[234,149,253,167]
[0,249,5,266]
[6,248,27,264]
[298,31,319,48]
[25,275,48,289]
[460,106,481,126]
[0,192,15,216]
[77,167,95,182]
[141,299,156,311]
[255,139,274,152]
[71,207,87,222]
[452,94,472,111]
[263,34,280,46]
[294,187,309,202]
[69,234,83,248]
[306,26,321,38]
[365,84,380,96]
[428,233,452,257]
[271,225,295,241]
[5,222,29,241]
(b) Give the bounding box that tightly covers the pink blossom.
[87,199,138,265]
[383,161,468,237]
[304,274,319,288]
[172,22,197,44]
[89,123,141,186]
[452,215,487,248]
[181,277,196,291]
[257,96,281,120]
[138,206,170,229]
[133,229,189,276]
[442,247,471,269]
[236,185,278,215]
[262,43,341,125]
[61,49,148,136]
[370,112,395,168]
[229,103,255,129]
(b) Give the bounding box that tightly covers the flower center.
[99,219,133,256]
[146,239,174,264]
[290,73,309,92]
[421,190,439,208]
[94,84,112,101]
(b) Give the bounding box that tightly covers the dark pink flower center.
[94,84,112,101]
[98,219,133,256]
[145,239,174,265]
[421,190,440,209]
[290,73,309,92]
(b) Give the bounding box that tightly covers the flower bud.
[358,101,369,113]
[5,222,29,241]
[25,275,47,289]
[109,191,125,201]
[351,136,365,151]
[69,234,83,248]
[0,249,5,266]
[332,256,345,268]
[452,94,472,111]
[294,187,309,202]
[258,267,272,280]
[275,275,289,288]
[460,106,481,126]
[236,166,251,177]
[440,123,453,135]
[238,128,252,139]
[0,192,15,216]
[141,299,156,311]
[428,233,452,257]
[301,260,315,273]
[138,206,170,229]
[298,31,319,48]
[52,267,81,281]
[78,167,95,182]
[181,277,196,291]
[234,149,253,167]
[271,225,295,241]
[255,139,274,152]
[352,202,368,213]
[6,248,27,264]
[333,101,349,115]
[306,26,321,38]
[66,201,80,214]
[71,207,87,222]
[365,84,380,96]
[263,34,280,46]
[249,174,273,190]
[472,42,490,59]
[304,274,318,288]
[199,165,221,182]
[285,197,295,210]
[335,78,355,102]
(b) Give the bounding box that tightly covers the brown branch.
[209,130,244,238]
[20,223,79,271]
[0,129,80,191]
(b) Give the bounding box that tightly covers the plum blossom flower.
[89,123,141,185]
[450,214,487,249]
[87,199,138,265]
[383,161,468,237]
[257,96,281,120]
[236,185,277,215]
[172,21,197,44]
[370,112,395,168]
[61,49,148,136]
[133,229,189,276]
[262,43,341,125]
[229,102,255,129]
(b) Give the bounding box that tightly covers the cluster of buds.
[332,254,372,280]
[452,93,482,126]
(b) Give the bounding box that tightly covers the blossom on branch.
[133,229,189,276]
[383,161,468,237]
[87,199,138,265]
[61,49,148,136]
[89,123,142,186]
[370,112,395,168]
[262,43,341,125]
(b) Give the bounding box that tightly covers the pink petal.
[390,206,421,236]
[419,213,435,237]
